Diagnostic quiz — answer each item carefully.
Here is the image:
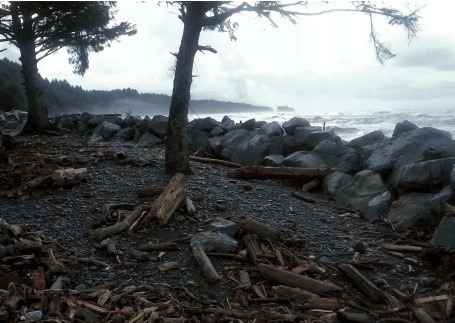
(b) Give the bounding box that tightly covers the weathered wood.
[136,187,164,198]
[189,156,244,168]
[301,298,339,310]
[243,218,279,241]
[258,263,342,295]
[184,307,257,319]
[238,270,251,288]
[227,166,336,180]
[244,234,264,263]
[145,173,188,226]
[337,311,370,322]
[192,246,221,283]
[413,308,436,323]
[291,191,316,203]
[3,283,21,310]
[92,207,144,241]
[185,196,197,216]
[339,264,385,303]
[0,217,23,236]
[302,178,321,191]
[138,242,179,251]
[382,244,424,253]
[272,285,319,301]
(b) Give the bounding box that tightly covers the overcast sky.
[2,1,455,114]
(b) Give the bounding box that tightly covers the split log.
[301,298,339,310]
[189,156,244,168]
[92,203,138,227]
[258,263,342,295]
[291,191,316,203]
[238,270,251,288]
[138,242,179,251]
[302,178,321,191]
[272,285,319,301]
[243,218,279,241]
[244,234,264,263]
[382,244,424,253]
[144,173,187,226]
[24,175,51,189]
[185,196,197,216]
[227,166,336,180]
[92,207,144,241]
[192,246,221,283]
[339,264,385,303]
[413,308,436,323]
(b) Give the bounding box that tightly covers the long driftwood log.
[92,207,144,241]
[227,166,337,180]
[258,263,342,295]
[339,264,385,303]
[192,246,221,283]
[189,156,244,168]
[243,218,279,241]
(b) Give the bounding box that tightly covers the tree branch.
[197,45,217,54]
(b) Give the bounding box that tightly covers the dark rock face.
[335,170,388,212]
[432,217,455,248]
[114,127,134,142]
[322,171,352,197]
[304,130,341,150]
[452,165,455,191]
[263,155,284,167]
[148,115,168,138]
[393,157,455,194]
[365,127,453,176]
[257,121,284,137]
[392,120,418,137]
[138,132,162,146]
[282,117,311,135]
[218,130,270,166]
[188,117,220,133]
[93,121,121,139]
[364,191,394,222]
[422,140,455,160]
[430,186,455,216]
[239,118,256,131]
[387,193,435,231]
[348,130,386,151]
[188,130,210,153]
[269,136,284,155]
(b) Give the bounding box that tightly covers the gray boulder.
[188,130,210,152]
[125,115,142,127]
[210,125,226,137]
[365,127,453,176]
[0,113,5,123]
[452,165,455,191]
[394,157,455,194]
[335,170,387,212]
[364,191,394,222]
[93,121,121,139]
[188,117,220,133]
[218,129,270,165]
[430,186,455,216]
[348,130,386,151]
[388,193,435,231]
[239,118,256,131]
[283,135,297,155]
[432,217,455,248]
[190,232,237,252]
[210,221,242,237]
[282,117,311,135]
[255,120,267,128]
[269,136,284,155]
[87,115,107,128]
[263,155,284,167]
[423,140,455,160]
[56,114,81,131]
[305,130,341,150]
[138,132,162,146]
[5,110,27,122]
[283,126,322,154]
[114,127,134,142]
[209,136,223,156]
[323,171,352,196]
[2,120,20,130]
[148,115,168,138]
[88,133,103,144]
[258,121,284,137]
[392,120,418,137]
[222,115,233,125]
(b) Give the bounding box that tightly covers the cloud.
[395,47,455,71]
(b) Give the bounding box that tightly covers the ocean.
[188,107,455,142]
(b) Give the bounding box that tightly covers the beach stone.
[282,117,311,135]
[138,132,162,146]
[423,140,455,160]
[387,193,435,231]
[114,127,134,142]
[335,170,387,212]
[239,118,256,131]
[364,191,394,222]
[430,186,455,216]
[210,221,242,237]
[432,217,455,248]
[190,232,237,252]
[258,121,284,137]
[323,171,352,196]
[125,115,142,127]
[210,125,226,137]
[392,120,418,137]
[263,155,284,167]
[269,136,284,155]
[93,121,121,139]
[188,117,220,133]
[393,157,455,194]
[305,130,342,150]
[348,130,386,151]
[148,115,168,138]
[222,115,233,125]
[188,130,210,152]
[209,136,223,156]
[365,127,453,176]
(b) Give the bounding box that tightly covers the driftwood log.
[339,264,385,303]
[192,246,221,283]
[244,234,264,264]
[92,207,144,241]
[189,156,244,168]
[243,218,279,241]
[258,263,342,295]
[138,242,179,251]
[227,166,337,180]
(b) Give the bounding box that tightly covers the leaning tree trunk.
[165,8,204,174]
[13,10,52,135]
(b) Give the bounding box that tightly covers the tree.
[0,2,136,134]
[164,1,420,174]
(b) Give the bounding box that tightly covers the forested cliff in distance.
[0,58,272,115]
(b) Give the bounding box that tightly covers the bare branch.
[197,45,217,54]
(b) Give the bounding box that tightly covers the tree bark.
[165,5,205,174]
[11,7,52,135]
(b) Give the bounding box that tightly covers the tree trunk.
[165,6,204,174]
[11,8,51,135]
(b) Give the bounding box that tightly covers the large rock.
[209,136,223,156]
[348,130,386,151]
[364,191,394,222]
[219,130,271,165]
[392,120,418,137]
[188,117,220,133]
[258,121,284,137]
[423,140,455,160]
[239,118,256,131]
[305,130,341,150]
[210,125,227,137]
[0,113,5,124]
[87,115,122,128]
[188,130,210,152]
[190,232,237,252]
[393,157,455,194]
[55,114,81,132]
[282,117,311,135]
[387,193,435,231]
[452,165,455,191]
[430,186,455,216]
[5,110,27,122]
[292,126,322,150]
[138,132,162,146]
[283,140,361,172]
[263,155,284,167]
[93,121,121,139]
[432,217,455,248]
[148,115,168,138]
[269,136,284,155]
[335,170,387,212]
[365,127,453,176]
[114,127,134,142]
[323,171,352,196]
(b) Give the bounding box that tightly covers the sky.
[2,1,455,114]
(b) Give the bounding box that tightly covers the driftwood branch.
[227,166,337,180]
[92,207,144,241]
